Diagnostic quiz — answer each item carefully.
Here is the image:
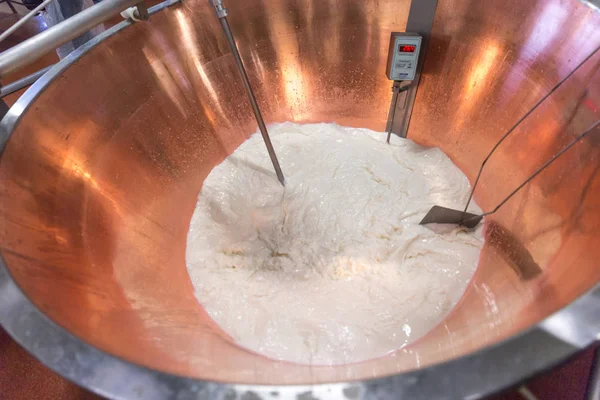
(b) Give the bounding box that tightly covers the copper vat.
[0,0,599,398]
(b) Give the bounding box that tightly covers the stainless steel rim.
[0,2,599,399]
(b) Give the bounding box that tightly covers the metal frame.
[0,0,142,77]
[0,0,57,45]
[580,0,600,12]
[0,1,599,399]
[0,65,53,98]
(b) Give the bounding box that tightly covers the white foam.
[185,122,483,365]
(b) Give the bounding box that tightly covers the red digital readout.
[398,45,416,53]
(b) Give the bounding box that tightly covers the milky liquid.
[185,122,484,365]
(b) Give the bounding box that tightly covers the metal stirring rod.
[210,0,286,186]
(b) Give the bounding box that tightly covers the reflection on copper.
[558,8,600,75]
[500,1,568,97]
[142,46,188,117]
[524,2,569,55]
[174,9,218,104]
[511,119,558,166]
[173,9,224,125]
[266,1,310,120]
[321,0,342,65]
[249,50,267,82]
[69,161,93,182]
[65,154,127,218]
[454,40,500,130]
[464,42,500,101]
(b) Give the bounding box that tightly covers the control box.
[385,32,422,81]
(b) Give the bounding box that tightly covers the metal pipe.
[0,0,140,77]
[385,81,401,144]
[390,0,439,139]
[0,0,57,44]
[0,65,53,98]
[210,0,286,186]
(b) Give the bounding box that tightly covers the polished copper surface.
[0,0,599,385]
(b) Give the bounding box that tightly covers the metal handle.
[462,119,600,224]
[0,0,140,77]
[0,65,54,98]
[462,45,600,214]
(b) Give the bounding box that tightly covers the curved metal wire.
[461,119,600,225]
[462,45,600,214]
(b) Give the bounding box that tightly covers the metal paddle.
[420,119,600,228]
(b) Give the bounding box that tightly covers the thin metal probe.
[210,0,285,186]
[462,44,600,214]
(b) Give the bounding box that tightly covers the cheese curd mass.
[186,122,483,365]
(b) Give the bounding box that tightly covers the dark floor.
[0,327,103,399]
[493,345,598,400]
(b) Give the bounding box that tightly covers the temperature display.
[398,45,416,53]
[386,33,421,81]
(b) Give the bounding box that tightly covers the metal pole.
[0,65,53,98]
[385,81,411,144]
[209,0,286,186]
[0,0,57,44]
[390,0,439,138]
[0,0,140,77]
[385,81,401,144]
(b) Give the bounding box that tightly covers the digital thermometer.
[386,32,422,81]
